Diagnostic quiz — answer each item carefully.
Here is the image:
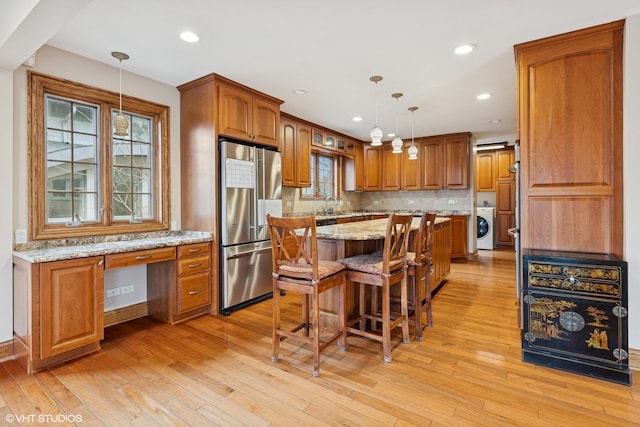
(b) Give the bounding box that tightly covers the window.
[29,72,170,240]
[301,153,336,198]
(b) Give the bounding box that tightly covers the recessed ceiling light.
[477,93,492,100]
[454,44,476,55]
[387,132,396,138]
[293,89,308,95]
[352,116,363,122]
[180,31,199,43]
[489,119,502,124]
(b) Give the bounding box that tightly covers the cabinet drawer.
[177,271,211,313]
[177,242,211,258]
[527,260,622,298]
[177,254,211,276]
[105,247,176,269]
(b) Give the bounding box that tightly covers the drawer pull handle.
[188,289,202,295]
[188,263,202,268]
[188,248,202,253]
[135,255,153,260]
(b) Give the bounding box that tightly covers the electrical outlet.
[448,199,456,205]
[373,200,380,205]
[407,199,415,205]
[15,229,27,244]
[170,221,177,230]
[120,285,134,294]
[106,288,120,298]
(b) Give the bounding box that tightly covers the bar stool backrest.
[382,213,413,275]
[266,214,319,283]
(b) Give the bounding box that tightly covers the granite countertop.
[13,230,213,263]
[314,217,450,241]
[311,210,470,222]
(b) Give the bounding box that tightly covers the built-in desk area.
[12,231,213,373]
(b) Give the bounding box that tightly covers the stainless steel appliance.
[219,139,282,315]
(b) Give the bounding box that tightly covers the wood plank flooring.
[1,250,639,426]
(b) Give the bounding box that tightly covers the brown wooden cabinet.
[13,255,104,373]
[402,143,421,190]
[218,80,281,148]
[515,21,623,256]
[447,215,469,259]
[363,145,382,190]
[382,145,401,190]
[476,151,496,192]
[40,256,104,359]
[281,115,311,187]
[421,132,471,190]
[495,148,516,247]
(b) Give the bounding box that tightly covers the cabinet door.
[354,142,364,191]
[496,180,515,246]
[444,135,469,189]
[363,145,382,190]
[515,21,623,255]
[218,83,253,141]
[382,145,401,190]
[40,256,104,358]
[281,118,297,186]
[402,144,421,190]
[296,123,312,187]
[421,139,444,189]
[476,151,496,192]
[449,215,468,259]
[252,97,280,147]
[496,149,515,180]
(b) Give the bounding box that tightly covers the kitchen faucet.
[324,195,338,215]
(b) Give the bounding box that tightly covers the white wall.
[624,15,640,349]
[0,70,14,342]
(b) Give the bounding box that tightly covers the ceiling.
[3,1,640,144]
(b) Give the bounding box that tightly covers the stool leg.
[312,289,320,377]
[302,293,310,336]
[338,276,347,350]
[358,282,366,331]
[272,281,280,363]
[382,281,391,362]
[412,271,423,342]
[425,262,433,328]
[400,272,410,345]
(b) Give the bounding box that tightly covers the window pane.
[45,96,99,224]
[301,154,316,197]
[317,155,334,197]
[112,111,154,221]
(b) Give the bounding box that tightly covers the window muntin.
[29,72,170,240]
[301,153,336,198]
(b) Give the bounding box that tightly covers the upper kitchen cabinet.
[281,114,311,188]
[402,142,421,190]
[382,145,402,190]
[515,21,623,256]
[363,145,382,190]
[217,76,283,148]
[476,151,496,192]
[421,132,471,190]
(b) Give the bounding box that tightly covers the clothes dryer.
[477,207,495,250]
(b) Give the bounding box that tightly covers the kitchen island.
[312,217,451,325]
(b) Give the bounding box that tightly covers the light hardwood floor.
[1,250,638,426]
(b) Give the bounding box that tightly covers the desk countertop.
[13,231,213,263]
[315,217,450,241]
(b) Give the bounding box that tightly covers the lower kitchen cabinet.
[448,215,469,259]
[13,256,105,373]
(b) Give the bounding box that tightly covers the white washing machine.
[477,207,496,250]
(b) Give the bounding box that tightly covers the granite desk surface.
[314,217,450,241]
[13,231,213,263]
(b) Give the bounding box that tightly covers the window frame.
[28,72,170,240]
[300,151,340,199]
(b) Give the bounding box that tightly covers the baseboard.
[630,348,640,372]
[0,339,13,362]
[104,302,148,328]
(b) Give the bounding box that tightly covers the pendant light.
[407,106,419,160]
[111,51,130,136]
[391,92,403,154]
[369,75,383,146]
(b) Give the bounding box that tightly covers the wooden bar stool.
[406,212,436,340]
[337,213,412,362]
[266,214,347,377]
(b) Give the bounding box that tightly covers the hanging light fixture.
[111,51,130,136]
[369,75,383,146]
[391,92,404,154]
[407,106,419,160]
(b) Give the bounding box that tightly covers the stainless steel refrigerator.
[219,139,282,315]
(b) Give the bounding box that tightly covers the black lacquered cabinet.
[522,249,631,385]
